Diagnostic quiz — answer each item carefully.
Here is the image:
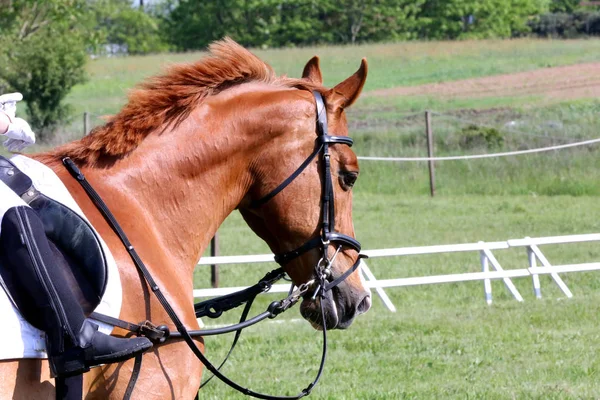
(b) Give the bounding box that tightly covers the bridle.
[250,91,363,301]
[62,90,365,400]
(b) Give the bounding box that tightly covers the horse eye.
[339,171,358,190]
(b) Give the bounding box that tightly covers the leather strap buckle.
[138,321,169,343]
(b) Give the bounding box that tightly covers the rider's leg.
[0,205,152,377]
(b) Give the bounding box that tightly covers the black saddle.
[0,156,108,314]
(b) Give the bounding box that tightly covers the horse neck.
[95,131,254,272]
[43,85,307,281]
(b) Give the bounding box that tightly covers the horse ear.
[302,56,323,85]
[329,58,368,110]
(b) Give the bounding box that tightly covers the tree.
[89,0,168,55]
[549,0,580,12]
[165,0,240,50]
[416,0,549,39]
[328,0,424,43]
[164,0,424,49]
[3,30,87,137]
[0,0,90,139]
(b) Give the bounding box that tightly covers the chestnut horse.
[0,38,371,399]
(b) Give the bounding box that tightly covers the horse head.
[238,56,371,330]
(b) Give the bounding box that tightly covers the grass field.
[189,39,600,399]
[196,194,600,399]
[67,38,600,114]
[6,38,600,398]
[47,39,600,200]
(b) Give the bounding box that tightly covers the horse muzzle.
[300,282,371,330]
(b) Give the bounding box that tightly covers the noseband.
[250,91,363,296]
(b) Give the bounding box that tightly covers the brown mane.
[44,38,317,166]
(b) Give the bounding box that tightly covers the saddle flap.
[0,155,108,314]
[31,194,108,309]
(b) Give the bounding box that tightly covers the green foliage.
[165,0,424,50]
[269,0,332,46]
[164,0,554,47]
[530,11,577,36]
[89,0,167,55]
[458,125,504,149]
[3,30,87,140]
[164,0,332,49]
[161,0,600,45]
[165,0,236,50]
[530,11,600,37]
[299,0,427,44]
[549,0,581,12]
[416,0,550,39]
[0,0,89,138]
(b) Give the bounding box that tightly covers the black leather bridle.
[250,91,363,300]
[62,90,365,400]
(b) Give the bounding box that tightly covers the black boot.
[0,206,152,377]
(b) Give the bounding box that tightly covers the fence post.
[527,242,542,299]
[83,112,89,136]
[479,246,492,305]
[210,233,219,288]
[529,244,573,298]
[425,111,435,197]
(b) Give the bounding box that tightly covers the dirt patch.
[366,62,600,100]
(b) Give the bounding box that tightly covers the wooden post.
[83,112,89,136]
[425,111,435,197]
[210,233,219,288]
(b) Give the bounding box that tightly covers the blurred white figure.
[0,92,36,152]
[0,92,22,117]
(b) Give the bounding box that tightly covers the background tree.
[0,0,90,139]
[329,0,424,43]
[164,0,424,49]
[89,0,167,55]
[416,0,549,39]
[549,0,581,12]
[165,0,242,50]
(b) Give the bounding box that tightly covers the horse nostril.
[357,294,372,315]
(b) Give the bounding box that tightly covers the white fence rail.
[194,233,600,311]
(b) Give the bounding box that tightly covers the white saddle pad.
[0,155,122,360]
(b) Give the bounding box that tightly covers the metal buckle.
[138,320,169,343]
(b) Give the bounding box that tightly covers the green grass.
[34,38,600,203]
[195,194,600,399]
[356,149,600,197]
[182,38,600,396]
[198,297,600,399]
[349,99,600,197]
[64,38,600,117]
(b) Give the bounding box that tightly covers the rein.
[61,91,364,399]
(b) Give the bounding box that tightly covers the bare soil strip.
[367,62,600,100]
